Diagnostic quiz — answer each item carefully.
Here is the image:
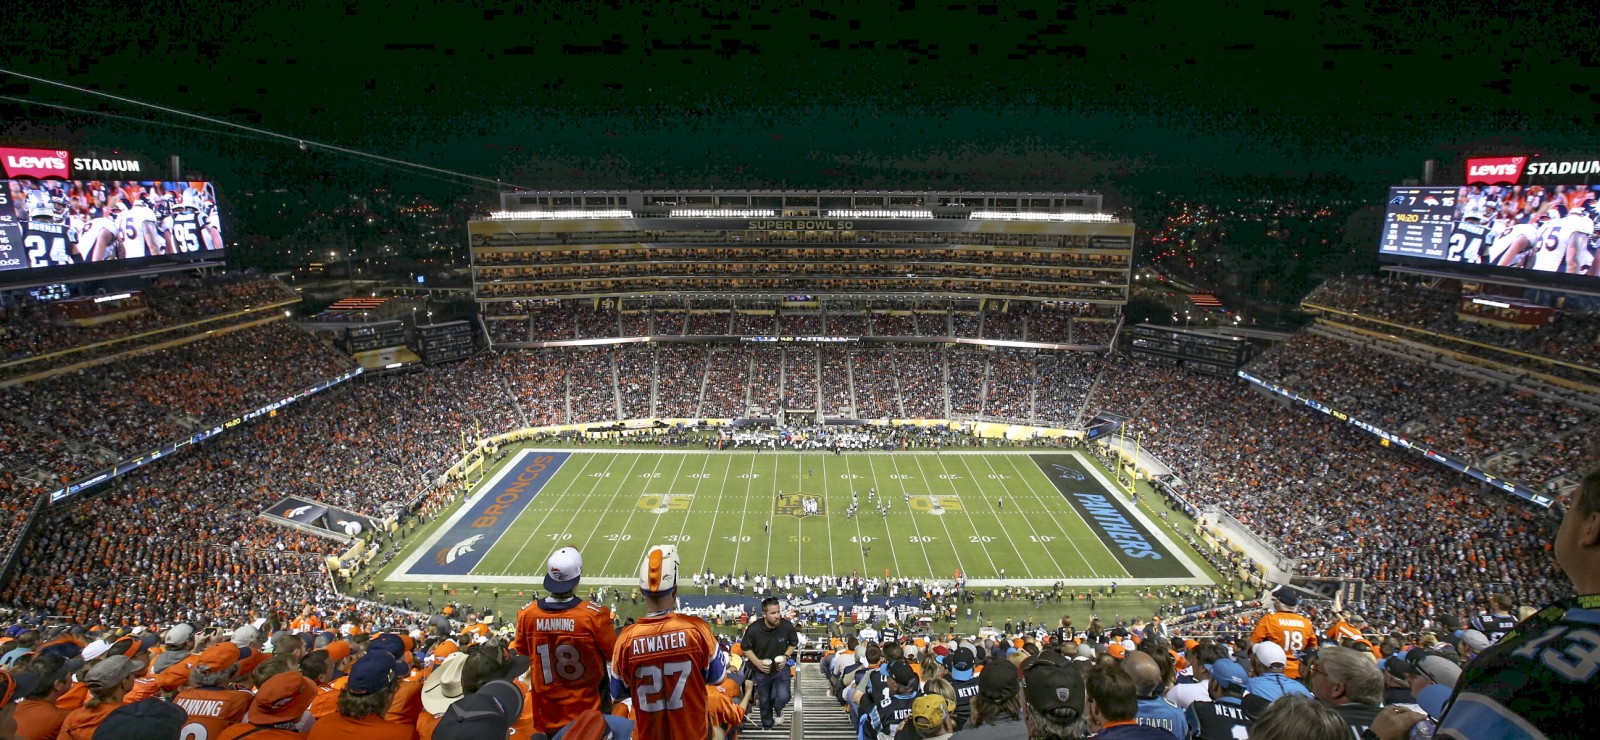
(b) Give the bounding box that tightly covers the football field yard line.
[598,452,688,577]
[590,454,661,577]
[950,454,1051,578]
[826,454,871,575]
[666,455,714,568]
[885,454,966,579]
[853,456,904,579]
[871,454,937,577]
[729,454,760,574]
[693,456,736,577]
[492,453,608,576]
[985,454,1105,577]
[906,454,996,577]
[818,459,837,575]
[936,454,1041,577]
[765,454,782,578]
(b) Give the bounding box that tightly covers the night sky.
[3,1,1598,211]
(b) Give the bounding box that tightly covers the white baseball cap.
[545,547,583,593]
[1252,641,1288,669]
[639,545,680,596]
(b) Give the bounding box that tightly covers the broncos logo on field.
[435,534,485,565]
[776,492,821,518]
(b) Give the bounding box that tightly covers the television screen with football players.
[0,179,224,273]
[1379,184,1600,282]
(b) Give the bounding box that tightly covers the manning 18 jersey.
[513,597,618,735]
[1251,612,1318,679]
[611,612,725,740]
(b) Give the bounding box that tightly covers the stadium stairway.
[732,665,850,740]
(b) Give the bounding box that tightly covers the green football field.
[387,449,1211,588]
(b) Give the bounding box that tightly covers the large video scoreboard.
[468,190,1133,305]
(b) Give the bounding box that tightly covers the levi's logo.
[0,148,70,178]
[1465,156,1527,184]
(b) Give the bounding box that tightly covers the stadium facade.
[469,190,1133,348]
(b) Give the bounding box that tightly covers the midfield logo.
[776,492,821,518]
[640,493,693,514]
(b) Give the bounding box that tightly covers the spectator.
[59,655,145,740]
[741,596,799,729]
[950,659,1024,738]
[11,653,78,740]
[217,671,319,739]
[1123,651,1188,739]
[1247,694,1349,740]
[513,547,617,736]
[1021,659,1092,740]
[610,544,725,740]
[1182,658,1252,740]
[93,698,189,740]
[908,693,959,740]
[1165,642,1225,710]
[1434,467,1600,739]
[1083,662,1175,739]
[869,660,923,739]
[1250,587,1317,680]
[1245,643,1313,703]
[1306,645,1383,738]
[430,680,523,740]
[306,652,414,740]
[173,642,255,736]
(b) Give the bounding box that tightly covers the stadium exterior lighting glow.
[1471,298,1511,308]
[668,208,778,218]
[487,209,634,220]
[968,211,1117,222]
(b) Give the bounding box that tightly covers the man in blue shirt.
[1125,651,1190,739]
[1245,641,1313,703]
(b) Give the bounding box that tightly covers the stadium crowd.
[1,271,1597,737]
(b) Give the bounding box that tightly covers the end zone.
[1030,453,1206,581]
[392,450,571,579]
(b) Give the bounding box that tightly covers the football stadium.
[0,11,1596,738]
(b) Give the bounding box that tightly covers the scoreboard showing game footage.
[1379,184,1600,281]
[0,179,224,273]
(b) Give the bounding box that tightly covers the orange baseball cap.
[1108,643,1127,659]
[196,643,242,671]
[323,640,351,663]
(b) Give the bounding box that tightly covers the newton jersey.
[611,612,725,740]
[514,597,618,734]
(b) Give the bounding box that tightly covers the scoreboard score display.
[1379,187,1460,259]
[0,179,224,275]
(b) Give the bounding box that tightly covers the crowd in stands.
[0,274,296,366]
[1248,331,1595,487]
[1304,274,1600,382]
[2,267,1597,738]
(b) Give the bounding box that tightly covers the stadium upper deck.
[469,189,1133,304]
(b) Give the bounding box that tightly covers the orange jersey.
[291,615,324,632]
[385,672,424,724]
[611,612,725,740]
[1251,612,1319,678]
[173,687,255,739]
[310,677,347,719]
[707,684,745,729]
[514,597,618,734]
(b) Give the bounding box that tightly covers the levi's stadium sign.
[0,146,150,179]
[1466,154,1600,185]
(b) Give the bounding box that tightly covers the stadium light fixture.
[968,211,1116,222]
[487,209,634,220]
[1471,298,1511,309]
[824,209,934,219]
[668,208,778,218]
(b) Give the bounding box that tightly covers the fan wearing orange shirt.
[307,652,417,740]
[609,545,727,740]
[513,546,618,736]
[290,606,325,634]
[1249,586,1318,679]
[172,643,255,739]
